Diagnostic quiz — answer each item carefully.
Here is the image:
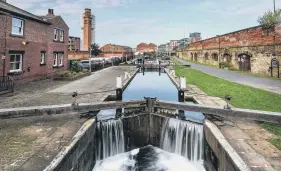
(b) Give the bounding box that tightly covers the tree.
[90,43,102,57]
[258,9,281,28]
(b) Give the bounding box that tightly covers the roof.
[0,1,50,24]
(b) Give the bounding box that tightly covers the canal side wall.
[44,119,97,171]
[204,119,250,171]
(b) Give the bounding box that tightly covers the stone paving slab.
[0,113,86,170]
[0,66,137,170]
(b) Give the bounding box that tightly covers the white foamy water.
[93,146,205,171]
[161,118,204,161]
[96,119,125,160]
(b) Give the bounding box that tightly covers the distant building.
[169,40,178,49]
[158,44,168,55]
[0,1,69,83]
[177,38,190,51]
[190,32,201,43]
[68,36,80,51]
[136,43,157,54]
[100,44,133,58]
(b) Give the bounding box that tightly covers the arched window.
[223,54,232,63]
[212,53,218,61]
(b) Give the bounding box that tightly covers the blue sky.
[7,0,281,48]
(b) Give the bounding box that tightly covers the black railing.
[0,76,15,94]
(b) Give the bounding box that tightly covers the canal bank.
[1,64,281,171]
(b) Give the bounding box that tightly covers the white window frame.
[59,30,64,42]
[11,17,24,36]
[40,52,46,64]
[53,53,58,66]
[58,53,63,66]
[54,29,59,41]
[9,54,22,72]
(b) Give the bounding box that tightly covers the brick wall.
[0,13,69,83]
[183,25,281,76]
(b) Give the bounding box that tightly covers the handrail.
[0,98,281,123]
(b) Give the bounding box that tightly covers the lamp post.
[217,35,221,63]
[273,0,276,14]
[88,47,92,73]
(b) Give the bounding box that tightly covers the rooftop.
[0,1,50,24]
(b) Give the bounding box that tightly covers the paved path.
[174,57,281,95]
[0,66,135,108]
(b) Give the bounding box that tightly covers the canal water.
[94,70,206,171]
[97,71,204,123]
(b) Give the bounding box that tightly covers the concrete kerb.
[164,68,180,89]
[204,119,250,171]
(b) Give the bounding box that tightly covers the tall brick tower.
[80,8,95,51]
[80,8,92,50]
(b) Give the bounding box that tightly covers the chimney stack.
[48,9,54,15]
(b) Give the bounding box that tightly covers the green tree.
[90,43,102,57]
[258,9,281,28]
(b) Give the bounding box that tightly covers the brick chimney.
[48,9,54,15]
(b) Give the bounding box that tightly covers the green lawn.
[172,58,281,149]
[173,58,281,112]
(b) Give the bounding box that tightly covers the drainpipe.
[116,76,123,117]
[217,35,221,64]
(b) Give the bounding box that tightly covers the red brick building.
[0,1,69,83]
[100,44,133,58]
[183,25,281,76]
[68,36,80,51]
[136,43,157,54]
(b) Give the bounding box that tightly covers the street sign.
[272,58,279,68]
[2,55,6,60]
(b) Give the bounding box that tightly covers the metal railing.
[0,76,15,95]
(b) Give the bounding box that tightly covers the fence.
[0,76,14,95]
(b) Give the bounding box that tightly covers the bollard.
[116,76,123,101]
[116,76,123,117]
[178,77,186,102]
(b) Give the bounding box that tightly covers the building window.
[12,17,24,36]
[54,29,59,41]
[59,30,64,42]
[53,53,58,66]
[53,53,64,67]
[10,54,22,72]
[41,52,46,65]
[58,53,63,66]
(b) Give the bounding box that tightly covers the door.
[238,54,251,71]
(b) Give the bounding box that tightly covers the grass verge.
[259,122,281,150]
[178,57,281,81]
[172,58,281,149]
